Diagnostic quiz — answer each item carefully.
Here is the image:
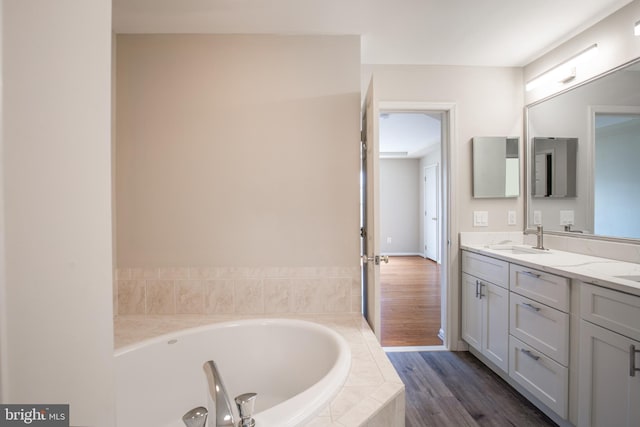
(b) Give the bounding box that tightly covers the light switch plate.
[473,211,489,227]
[508,210,517,225]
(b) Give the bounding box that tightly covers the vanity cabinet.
[461,251,509,372]
[578,283,640,427]
[508,264,570,418]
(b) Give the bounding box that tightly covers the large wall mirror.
[526,58,640,240]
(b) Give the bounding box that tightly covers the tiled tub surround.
[114,313,405,427]
[115,266,361,316]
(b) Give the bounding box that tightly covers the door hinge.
[360,227,367,238]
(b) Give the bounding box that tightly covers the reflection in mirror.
[473,137,519,198]
[526,58,640,239]
[594,113,640,238]
[532,137,577,198]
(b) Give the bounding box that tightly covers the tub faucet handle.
[235,393,257,427]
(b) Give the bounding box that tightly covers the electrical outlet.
[387,237,392,244]
[533,210,542,225]
[508,210,517,225]
[560,210,574,225]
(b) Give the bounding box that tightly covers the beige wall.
[2,0,115,424]
[116,35,361,269]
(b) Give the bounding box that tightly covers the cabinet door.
[578,320,640,427]
[483,282,509,372]
[461,273,482,352]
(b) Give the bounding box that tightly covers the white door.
[424,164,439,262]
[361,79,382,340]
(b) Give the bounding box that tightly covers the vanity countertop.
[461,243,640,297]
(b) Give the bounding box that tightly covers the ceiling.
[113,0,633,67]
[379,113,442,158]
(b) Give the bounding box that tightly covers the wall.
[362,65,524,233]
[525,0,640,104]
[116,35,362,315]
[380,159,421,255]
[1,1,115,425]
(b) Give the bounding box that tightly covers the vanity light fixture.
[526,44,598,91]
[635,20,640,36]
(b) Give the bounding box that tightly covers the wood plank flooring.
[381,256,442,347]
[388,351,558,427]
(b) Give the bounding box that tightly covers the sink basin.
[485,245,550,255]
[614,275,640,282]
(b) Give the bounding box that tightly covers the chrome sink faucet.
[534,225,545,250]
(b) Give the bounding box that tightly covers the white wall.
[116,35,361,268]
[380,159,421,255]
[362,65,524,233]
[1,1,115,425]
[525,0,640,104]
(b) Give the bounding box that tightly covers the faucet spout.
[534,225,545,250]
[203,360,238,427]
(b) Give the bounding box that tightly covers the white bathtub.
[115,318,351,427]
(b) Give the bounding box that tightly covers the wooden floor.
[381,256,441,347]
[388,351,558,427]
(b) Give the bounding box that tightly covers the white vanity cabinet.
[461,251,509,372]
[578,283,640,427]
[508,264,570,418]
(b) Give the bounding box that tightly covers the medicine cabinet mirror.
[532,137,577,198]
[526,58,640,240]
[473,136,520,198]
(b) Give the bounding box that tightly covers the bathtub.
[115,318,351,427]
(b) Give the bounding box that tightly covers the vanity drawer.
[509,335,568,418]
[581,282,640,342]
[510,293,569,366]
[462,251,508,288]
[510,264,569,312]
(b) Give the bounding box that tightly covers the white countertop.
[461,243,640,297]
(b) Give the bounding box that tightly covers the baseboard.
[381,252,423,257]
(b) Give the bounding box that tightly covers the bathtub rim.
[114,317,352,427]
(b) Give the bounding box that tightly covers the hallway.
[381,256,442,347]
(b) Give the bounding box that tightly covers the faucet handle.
[235,393,257,427]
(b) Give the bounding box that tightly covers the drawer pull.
[478,282,485,300]
[521,348,540,361]
[521,302,541,312]
[631,345,640,377]
[475,280,479,298]
[521,270,541,279]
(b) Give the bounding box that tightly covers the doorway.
[377,110,444,348]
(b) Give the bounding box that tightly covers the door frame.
[374,101,459,350]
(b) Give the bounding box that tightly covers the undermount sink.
[485,244,550,255]
[614,275,640,282]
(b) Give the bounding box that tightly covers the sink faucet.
[534,225,545,250]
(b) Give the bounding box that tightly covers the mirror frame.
[524,57,640,243]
